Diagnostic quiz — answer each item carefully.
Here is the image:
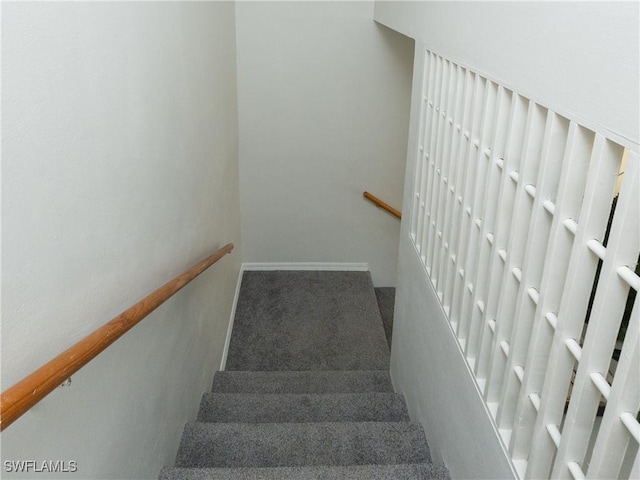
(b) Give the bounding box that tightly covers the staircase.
[160,271,448,479]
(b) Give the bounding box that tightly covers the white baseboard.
[241,262,369,271]
[219,269,244,371]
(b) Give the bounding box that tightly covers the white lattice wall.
[409,50,639,479]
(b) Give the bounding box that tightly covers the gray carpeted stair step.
[175,421,430,468]
[197,393,409,423]
[211,370,394,394]
[159,463,450,480]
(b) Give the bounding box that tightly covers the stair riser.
[198,393,409,423]
[176,422,430,469]
[211,371,394,394]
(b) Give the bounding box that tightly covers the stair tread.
[198,392,409,423]
[160,463,449,480]
[211,370,394,394]
[176,421,430,468]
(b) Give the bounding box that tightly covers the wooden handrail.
[363,191,402,220]
[0,243,234,431]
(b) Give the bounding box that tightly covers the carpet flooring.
[225,271,390,371]
[160,464,450,480]
[374,287,395,349]
[162,271,448,479]
[210,370,394,394]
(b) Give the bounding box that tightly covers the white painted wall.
[1,3,241,478]
[376,2,639,479]
[374,1,639,149]
[235,1,413,287]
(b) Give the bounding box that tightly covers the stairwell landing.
[160,271,449,479]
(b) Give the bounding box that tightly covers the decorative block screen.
[409,50,639,479]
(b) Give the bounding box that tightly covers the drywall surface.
[235,1,413,287]
[391,237,515,479]
[374,1,639,149]
[1,3,241,479]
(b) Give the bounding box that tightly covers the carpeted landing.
[225,271,390,371]
[161,271,448,479]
